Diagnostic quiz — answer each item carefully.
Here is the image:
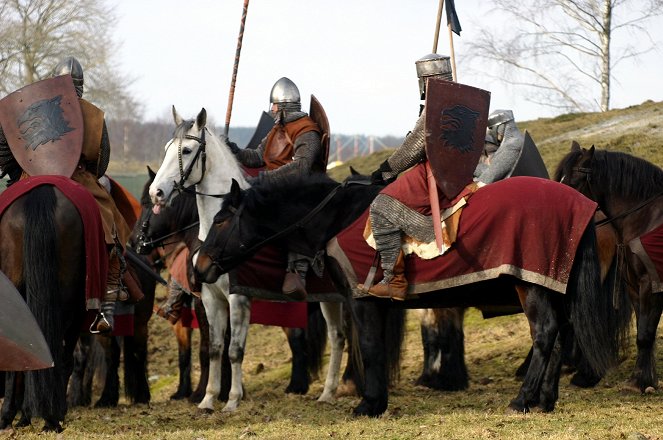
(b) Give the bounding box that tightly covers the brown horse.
[555,143,663,392]
[0,179,88,432]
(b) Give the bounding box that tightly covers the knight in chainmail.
[227,77,325,300]
[0,57,133,334]
[362,54,455,300]
[473,109,524,184]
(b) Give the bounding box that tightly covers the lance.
[224,0,251,137]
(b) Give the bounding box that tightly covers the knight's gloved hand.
[370,160,394,185]
[227,139,241,155]
[370,169,386,185]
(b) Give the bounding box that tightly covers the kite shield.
[424,78,490,199]
[0,74,83,177]
[0,270,53,371]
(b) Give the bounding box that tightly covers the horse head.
[134,165,199,255]
[149,106,210,208]
[553,141,596,198]
[195,178,265,283]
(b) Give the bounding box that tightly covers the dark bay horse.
[0,181,86,432]
[134,167,329,402]
[555,143,663,392]
[66,251,157,409]
[195,174,630,416]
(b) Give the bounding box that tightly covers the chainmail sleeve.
[383,112,426,181]
[476,121,524,184]
[96,121,111,178]
[235,137,267,168]
[261,130,322,187]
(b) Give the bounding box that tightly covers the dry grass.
[4,102,663,439]
[3,292,663,439]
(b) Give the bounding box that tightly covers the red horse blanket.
[630,221,663,293]
[0,175,107,308]
[230,245,339,329]
[329,177,598,296]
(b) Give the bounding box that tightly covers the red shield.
[0,270,53,371]
[425,78,490,199]
[0,74,83,177]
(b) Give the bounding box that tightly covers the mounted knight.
[361,53,490,300]
[0,56,141,334]
[227,77,330,300]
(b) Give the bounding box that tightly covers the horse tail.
[565,222,630,377]
[306,302,327,376]
[23,186,66,421]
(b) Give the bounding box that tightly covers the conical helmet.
[269,77,300,105]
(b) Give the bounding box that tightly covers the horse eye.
[182,147,192,154]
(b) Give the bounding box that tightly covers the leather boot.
[90,300,115,334]
[367,251,408,301]
[282,271,307,301]
[154,280,186,324]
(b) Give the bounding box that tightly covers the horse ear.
[571,141,581,152]
[172,106,184,126]
[230,178,242,205]
[147,166,156,179]
[196,108,207,129]
[587,145,595,158]
[349,166,360,176]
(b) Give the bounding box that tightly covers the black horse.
[0,180,87,432]
[133,167,330,401]
[195,173,630,416]
[555,143,663,392]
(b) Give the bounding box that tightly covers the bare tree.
[465,0,663,113]
[0,0,139,119]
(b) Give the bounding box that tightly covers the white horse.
[149,106,345,412]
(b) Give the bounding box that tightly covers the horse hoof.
[644,386,656,394]
[335,380,357,398]
[317,393,335,404]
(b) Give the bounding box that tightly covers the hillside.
[326,99,663,182]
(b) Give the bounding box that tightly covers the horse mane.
[234,173,339,219]
[593,150,663,201]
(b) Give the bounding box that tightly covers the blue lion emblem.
[18,95,73,151]
[438,105,479,153]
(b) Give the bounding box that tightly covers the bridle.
[172,128,208,194]
[135,211,200,255]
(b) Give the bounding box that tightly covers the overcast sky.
[113,0,663,137]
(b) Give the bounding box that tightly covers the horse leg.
[629,277,663,392]
[536,333,564,412]
[416,307,468,391]
[351,300,389,417]
[94,336,120,408]
[190,297,210,404]
[284,327,310,395]
[198,284,229,412]
[509,286,560,413]
[0,372,23,430]
[171,321,193,400]
[222,292,251,412]
[67,333,94,407]
[318,302,344,403]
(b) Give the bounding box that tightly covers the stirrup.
[89,313,112,334]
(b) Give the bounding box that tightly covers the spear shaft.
[225,0,250,137]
